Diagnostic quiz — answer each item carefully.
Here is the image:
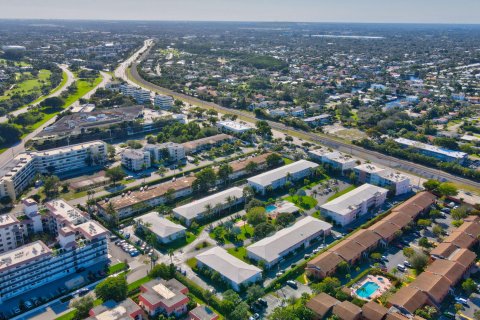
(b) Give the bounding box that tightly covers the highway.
[0,65,75,123]
[124,40,480,190]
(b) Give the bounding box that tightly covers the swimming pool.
[265,204,277,213]
[355,281,380,299]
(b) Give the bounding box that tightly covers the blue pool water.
[266,205,277,213]
[356,281,380,299]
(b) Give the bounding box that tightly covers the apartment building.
[120,84,151,104]
[0,200,108,303]
[173,187,244,226]
[0,214,23,253]
[134,213,186,244]
[0,141,107,201]
[181,134,234,154]
[394,137,468,165]
[145,142,186,163]
[121,149,151,171]
[308,148,358,173]
[139,278,190,317]
[154,94,174,109]
[247,217,332,268]
[97,176,195,218]
[354,163,411,195]
[87,298,146,320]
[247,160,319,195]
[320,184,388,226]
[216,121,253,134]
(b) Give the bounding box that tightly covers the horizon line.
[0,18,479,26]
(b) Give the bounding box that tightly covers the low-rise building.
[154,94,174,109]
[394,137,468,165]
[173,187,244,226]
[145,142,186,163]
[139,279,189,317]
[134,212,186,244]
[303,114,331,127]
[247,217,332,268]
[354,163,411,195]
[247,160,319,195]
[97,176,195,218]
[216,121,253,134]
[189,305,219,320]
[320,184,388,226]
[87,298,145,320]
[196,246,262,291]
[182,134,234,154]
[121,149,151,171]
[308,149,358,173]
[0,141,107,201]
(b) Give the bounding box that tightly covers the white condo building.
[154,94,174,109]
[144,142,185,163]
[308,149,358,173]
[121,149,151,171]
[320,184,388,226]
[0,199,108,302]
[247,160,319,195]
[216,121,253,134]
[0,141,107,201]
[354,163,411,195]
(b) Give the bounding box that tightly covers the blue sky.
[1,0,479,24]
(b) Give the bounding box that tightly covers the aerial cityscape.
[0,1,479,320]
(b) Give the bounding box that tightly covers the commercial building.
[134,212,186,244]
[120,84,151,104]
[247,217,332,268]
[97,176,195,218]
[121,149,151,171]
[354,163,411,195]
[216,121,253,134]
[394,137,468,165]
[320,184,388,226]
[87,298,146,320]
[196,246,262,291]
[247,160,319,195]
[0,141,107,201]
[139,278,189,317]
[181,134,234,154]
[145,142,186,163]
[308,149,358,173]
[0,200,108,303]
[173,187,244,226]
[154,94,174,109]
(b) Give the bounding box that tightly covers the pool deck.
[352,275,392,300]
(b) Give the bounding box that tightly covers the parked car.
[455,297,469,306]
[286,280,298,289]
[404,261,412,268]
[381,255,388,262]
[24,301,33,309]
[397,264,406,272]
[258,298,268,307]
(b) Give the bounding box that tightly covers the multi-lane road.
[124,40,480,190]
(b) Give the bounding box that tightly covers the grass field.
[327,185,357,202]
[19,74,102,138]
[0,69,51,101]
[285,194,318,210]
[226,246,248,261]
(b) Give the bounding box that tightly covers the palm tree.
[204,204,213,218]
[167,248,174,265]
[225,196,234,214]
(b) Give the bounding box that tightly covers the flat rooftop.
[197,246,261,285]
[247,216,332,263]
[217,120,253,131]
[247,160,319,187]
[134,212,186,238]
[309,149,357,165]
[173,187,243,221]
[320,184,388,215]
[0,241,51,272]
[394,137,467,159]
[0,214,19,227]
[46,199,88,226]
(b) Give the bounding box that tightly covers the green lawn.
[283,157,294,165]
[127,276,152,292]
[0,69,51,101]
[226,246,248,262]
[108,262,127,275]
[209,222,253,244]
[327,185,357,202]
[55,310,76,320]
[285,195,318,210]
[19,74,102,138]
[186,257,197,269]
